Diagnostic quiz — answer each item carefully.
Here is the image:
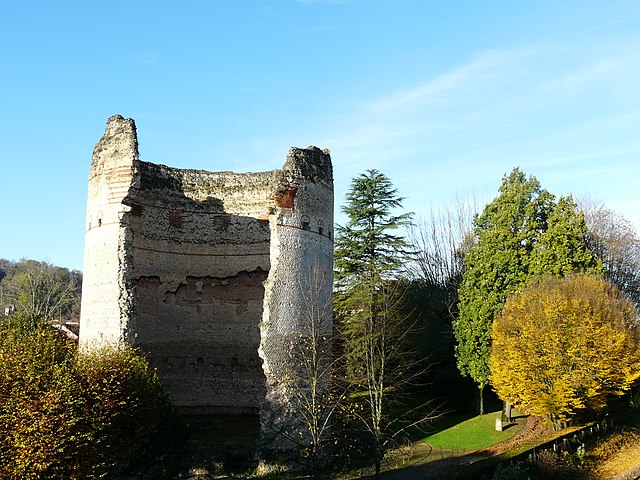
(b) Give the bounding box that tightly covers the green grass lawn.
[421,410,524,451]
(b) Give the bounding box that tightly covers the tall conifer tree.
[334,169,414,479]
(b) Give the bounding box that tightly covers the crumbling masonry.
[79,115,333,455]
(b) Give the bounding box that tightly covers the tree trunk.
[504,401,512,422]
[374,435,382,480]
[479,384,484,415]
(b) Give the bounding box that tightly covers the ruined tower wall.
[80,116,139,346]
[125,163,279,412]
[259,149,334,450]
[80,115,334,421]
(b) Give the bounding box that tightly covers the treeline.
[0,258,82,327]
[323,167,640,478]
[409,169,640,418]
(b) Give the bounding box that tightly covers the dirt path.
[376,416,548,480]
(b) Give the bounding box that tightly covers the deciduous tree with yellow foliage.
[490,274,640,429]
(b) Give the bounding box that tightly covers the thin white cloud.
[365,48,531,114]
[531,48,640,101]
[321,38,640,229]
[578,17,636,34]
[322,48,538,159]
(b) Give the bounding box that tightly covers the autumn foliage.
[0,318,181,480]
[490,274,640,427]
[454,169,601,414]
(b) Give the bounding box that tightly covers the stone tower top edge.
[90,115,333,186]
[283,145,333,184]
[90,114,139,173]
[135,144,333,181]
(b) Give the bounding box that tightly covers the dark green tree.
[335,169,414,286]
[454,168,601,414]
[334,169,421,479]
[530,195,600,276]
[335,169,415,376]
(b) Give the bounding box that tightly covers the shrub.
[0,320,79,479]
[75,345,181,478]
[0,316,183,479]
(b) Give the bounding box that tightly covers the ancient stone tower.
[80,115,333,456]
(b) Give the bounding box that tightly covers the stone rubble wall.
[80,115,334,446]
[259,148,334,453]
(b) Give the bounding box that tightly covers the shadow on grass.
[501,422,519,431]
[422,411,476,437]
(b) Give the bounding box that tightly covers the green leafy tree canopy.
[454,168,601,413]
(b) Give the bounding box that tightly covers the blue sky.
[1,0,639,270]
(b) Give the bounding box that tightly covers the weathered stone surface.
[80,115,334,454]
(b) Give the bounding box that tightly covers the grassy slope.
[422,411,524,451]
